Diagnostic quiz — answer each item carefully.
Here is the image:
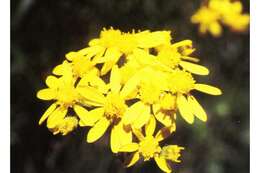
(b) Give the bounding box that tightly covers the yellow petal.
[177,94,194,124]
[209,21,222,37]
[188,96,207,122]
[78,74,108,94]
[110,122,132,153]
[132,128,144,141]
[119,143,139,152]
[39,103,57,125]
[52,61,72,76]
[132,105,151,129]
[179,61,209,75]
[37,88,56,100]
[195,84,222,95]
[65,51,78,61]
[120,73,140,99]
[137,31,171,48]
[145,115,156,136]
[87,117,110,143]
[110,65,121,93]
[181,56,199,62]
[46,76,59,88]
[122,101,147,125]
[155,111,175,127]
[126,152,140,167]
[77,86,106,104]
[155,126,176,142]
[73,105,104,126]
[100,47,122,75]
[47,107,67,129]
[80,99,104,107]
[154,156,172,173]
[52,64,65,75]
[171,40,192,49]
[78,46,103,59]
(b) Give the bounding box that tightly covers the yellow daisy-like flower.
[37,61,102,135]
[83,28,172,75]
[74,65,133,153]
[191,0,249,37]
[167,70,222,124]
[157,40,209,75]
[191,6,222,37]
[37,27,223,172]
[119,116,182,173]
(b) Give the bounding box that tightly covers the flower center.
[139,136,161,161]
[168,70,195,94]
[56,86,78,107]
[157,49,181,68]
[139,82,162,105]
[159,93,176,110]
[104,93,127,121]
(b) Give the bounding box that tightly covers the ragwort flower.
[37,27,222,172]
[191,0,249,36]
[119,116,182,173]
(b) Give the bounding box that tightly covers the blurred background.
[11,0,249,173]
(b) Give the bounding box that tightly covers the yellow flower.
[157,41,209,75]
[191,6,222,37]
[75,65,133,153]
[167,70,222,124]
[84,28,172,75]
[119,116,181,173]
[120,67,168,130]
[191,0,249,36]
[37,61,101,133]
[37,27,223,172]
[209,0,249,32]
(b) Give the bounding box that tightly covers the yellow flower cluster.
[37,28,222,172]
[191,0,249,37]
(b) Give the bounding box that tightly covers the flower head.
[37,28,222,172]
[119,116,181,173]
[191,0,249,36]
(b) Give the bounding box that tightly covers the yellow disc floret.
[157,47,181,68]
[56,85,78,107]
[159,93,176,110]
[104,92,127,120]
[139,136,161,161]
[168,70,195,94]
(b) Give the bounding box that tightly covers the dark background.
[11,0,249,173]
